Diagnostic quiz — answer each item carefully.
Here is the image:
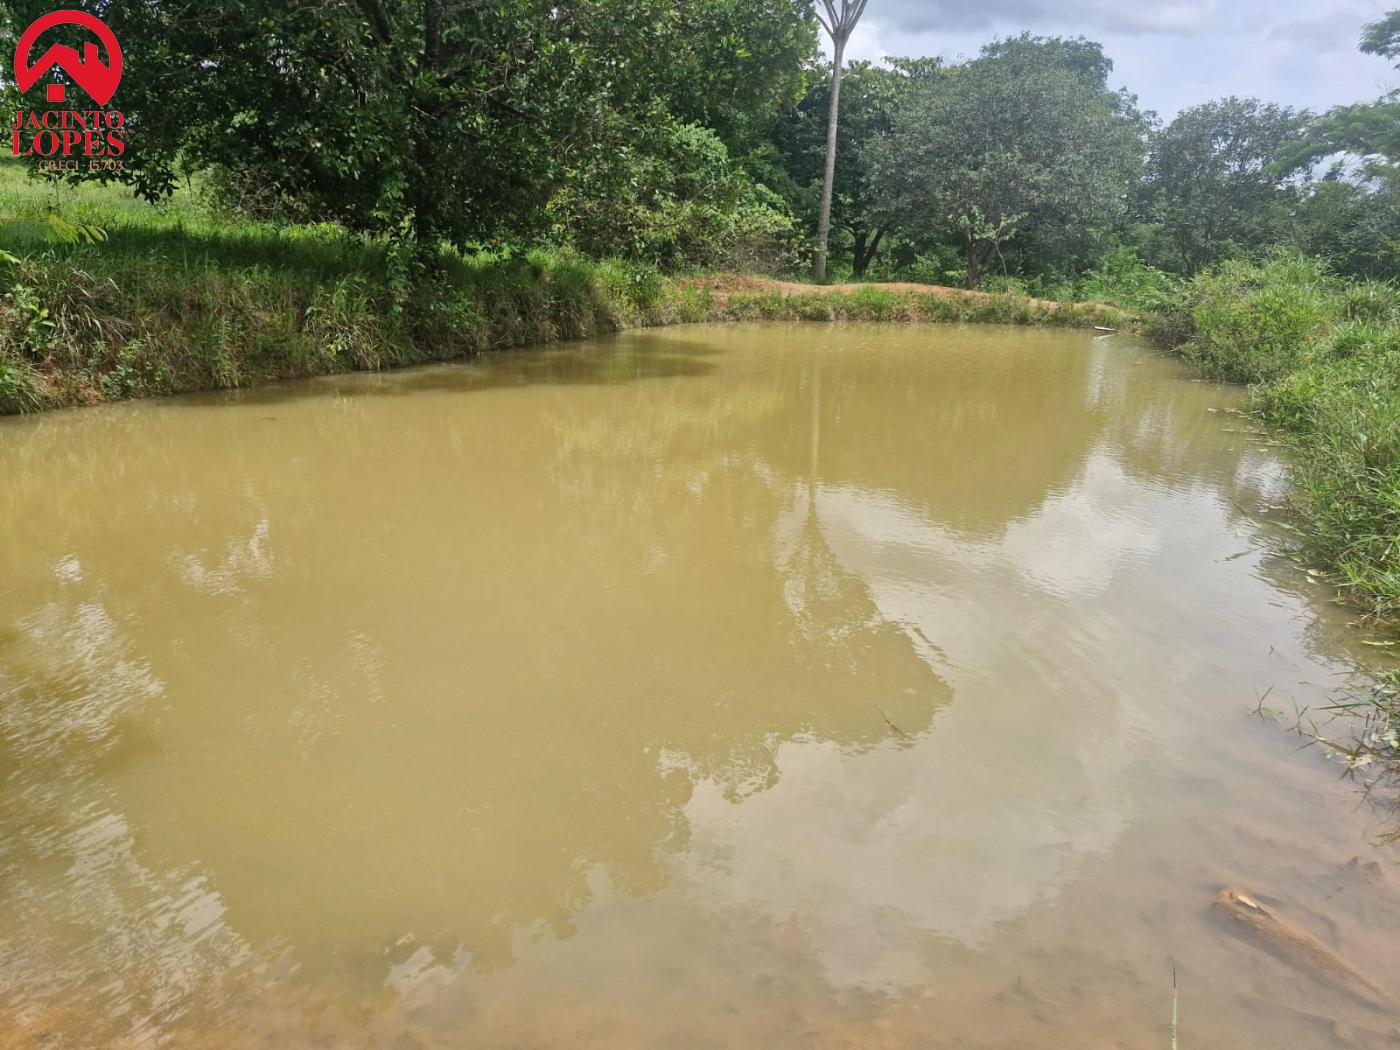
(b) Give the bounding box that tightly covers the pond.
[1,324,1396,1048]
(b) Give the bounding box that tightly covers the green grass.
[0,163,684,411]
[1153,252,1400,628]
[710,284,1130,328]
[0,162,1128,416]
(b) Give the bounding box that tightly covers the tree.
[1283,13,1400,280]
[1361,9,1400,64]
[774,60,904,276]
[1295,170,1400,279]
[1286,13,1400,168]
[546,107,801,270]
[1144,98,1312,274]
[1297,99,1400,166]
[558,0,819,166]
[1,0,816,263]
[92,0,579,248]
[871,36,1145,289]
[812,0,871,283]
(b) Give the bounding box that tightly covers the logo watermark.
[10,9,125,172]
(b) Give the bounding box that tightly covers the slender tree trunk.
[813,37,845,285]
[965,235,983,290]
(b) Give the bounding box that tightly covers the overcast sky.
[837,1,1399,118]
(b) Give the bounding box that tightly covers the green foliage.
[1153,254,1400,624]
[1168,252,1337,383]
[1281,15,1400,191]
[1073,247,1184,312]
[0,0,816,267]
[772,60,906,275]
[6,281,55,356]
[1294,168,1400,280]
[0,351,45,413]
[1144,98,1313,274]
[871,35,1146,289]
[0,165,655,404]
[714,283,1129,328]
[547,113,800,273]
[1362,9,1400,65]
[579,0,820,161]
[1293,99,1400,168]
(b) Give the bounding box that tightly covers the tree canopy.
[1144,98,1312,274]
[1,1,1396,284]
[870,36,1146,288]
[1362,10,1400,64]
[1,0,818,256]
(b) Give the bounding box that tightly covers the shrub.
[1171,253,1338,383]
[545,114,800,275]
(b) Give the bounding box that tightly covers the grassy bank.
[1151,253,1400,821]
[1152,253,1400,628]
[0,168,682,412]
[0,167,1128,416]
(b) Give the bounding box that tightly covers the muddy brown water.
[1,324,1397,1048]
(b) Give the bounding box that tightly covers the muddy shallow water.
[0,323,1397,1048]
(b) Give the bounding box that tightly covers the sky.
[837,0,1399,118]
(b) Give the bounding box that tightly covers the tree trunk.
[813,37,845,285]
[851,229,866,277]
[965,235,983,290]
[852,226,884,277]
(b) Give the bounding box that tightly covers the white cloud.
[866,0,1220,36]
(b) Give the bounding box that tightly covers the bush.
[1168,253,1339,383]
[545,113,801,274]
[0,351,46,413]
[1074,247,1184,313]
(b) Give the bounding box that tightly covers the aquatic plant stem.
[1171,963,1179,1050]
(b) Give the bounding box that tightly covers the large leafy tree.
[0,0,815,256]
[1143,98,1312,274]
[871,36,1145,289]
[90,0,576,246]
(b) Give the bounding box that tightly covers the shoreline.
[0,260,1133,418]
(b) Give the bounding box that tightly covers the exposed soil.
[680,273,1069,309]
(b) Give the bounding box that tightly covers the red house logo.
[9,9,126,168]
[14,9,122,106]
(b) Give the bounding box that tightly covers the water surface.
[1,324,1397,1048]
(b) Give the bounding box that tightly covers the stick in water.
[1171,962,1179,1050]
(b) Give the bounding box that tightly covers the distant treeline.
[1,3,1395,288]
